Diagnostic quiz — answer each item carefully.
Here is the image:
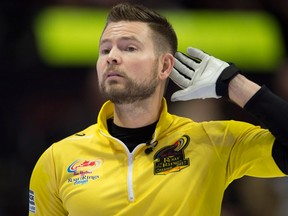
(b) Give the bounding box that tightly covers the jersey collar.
[97,98,174,140]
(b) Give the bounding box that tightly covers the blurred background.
[1,0,288,215]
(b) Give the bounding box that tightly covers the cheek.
[129,57,157,74]
[96,59,104,79]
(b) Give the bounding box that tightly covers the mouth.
[105,70,125,80]
[107,72,122,77]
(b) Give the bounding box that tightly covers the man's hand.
[169,47,239,102]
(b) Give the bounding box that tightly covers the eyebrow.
[100,36,142,46]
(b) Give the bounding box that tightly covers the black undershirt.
[107,118,157,152]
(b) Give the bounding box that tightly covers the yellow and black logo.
[153,135,190,175]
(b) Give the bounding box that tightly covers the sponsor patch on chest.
[153,135,190,175]
[67,159,102,185]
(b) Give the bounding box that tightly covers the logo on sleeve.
[29,189,36,214]
[154,135,190,175]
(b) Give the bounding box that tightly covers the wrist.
[228,74,261,107]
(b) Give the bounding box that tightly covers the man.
[29,3,288,216]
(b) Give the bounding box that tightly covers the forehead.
[101,21,152,43]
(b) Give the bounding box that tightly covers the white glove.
[170,47,231,102]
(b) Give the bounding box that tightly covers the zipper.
[127,136,157,202]
[99,129,144,202]
[127,153,134,202]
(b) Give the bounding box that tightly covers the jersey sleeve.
[203,120,286,184]
[229,123,284,178]
[29,145,68,216]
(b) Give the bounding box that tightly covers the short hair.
[104,3,178,55]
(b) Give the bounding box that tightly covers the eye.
[125,46,137,52]
[100,48,110,55]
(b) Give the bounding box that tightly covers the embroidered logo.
[67,159,102,185]
[68,159,102,176]
[154,135,190,175]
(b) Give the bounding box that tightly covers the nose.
[107,48,121,65]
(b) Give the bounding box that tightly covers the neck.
[113,97,163,128]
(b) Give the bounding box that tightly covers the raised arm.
[170,47,288,174]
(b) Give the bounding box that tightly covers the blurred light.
[34,7,285,71]
[165,10,285,71]
[34,7,107,67]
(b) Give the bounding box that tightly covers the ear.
[159,53,174,80]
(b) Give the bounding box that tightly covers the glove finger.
[174,55,195,78]
[175,52,199,72]
[169,68,191,89]
[187,47,207,60]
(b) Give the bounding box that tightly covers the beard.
[99,63,159,104]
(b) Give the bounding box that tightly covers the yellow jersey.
[29,99,285,215]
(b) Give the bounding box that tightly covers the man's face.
[96,21,160,104]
